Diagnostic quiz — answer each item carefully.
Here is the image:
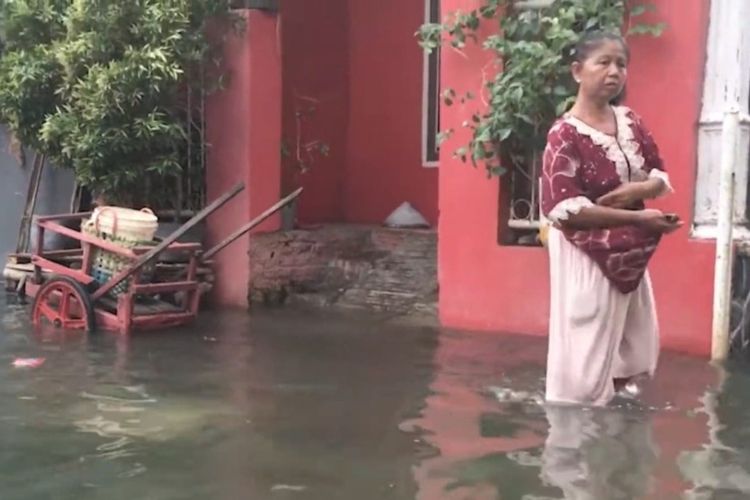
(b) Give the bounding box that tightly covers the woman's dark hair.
[571,30,630,63]
[570,30,629,105]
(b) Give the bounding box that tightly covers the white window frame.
[422,0,440,168]
[693,0,750,239]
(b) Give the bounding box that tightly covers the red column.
[206,9,282,308]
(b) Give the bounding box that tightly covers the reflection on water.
[542,405,657,499]
[1,297,750,499]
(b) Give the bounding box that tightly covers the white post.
[712,109,740,362]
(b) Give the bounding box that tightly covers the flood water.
[0,297,748,499]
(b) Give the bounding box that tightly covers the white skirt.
[546,228,660,406]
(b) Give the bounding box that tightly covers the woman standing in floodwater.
[541,31,681,406]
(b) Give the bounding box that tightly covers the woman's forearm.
[639,177,667,200]
[561,206,643,230]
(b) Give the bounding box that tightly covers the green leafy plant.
[0,0,67,155]
[0,0,242,208]
[417,0,665,177]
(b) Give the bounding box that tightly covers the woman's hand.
[596,178,666,208]
[596,183,647,208]
[635,209,682,234]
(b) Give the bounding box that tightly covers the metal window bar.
[506,152,542,230]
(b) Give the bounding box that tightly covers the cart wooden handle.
[202,187,303,261]
[91,182,245,301]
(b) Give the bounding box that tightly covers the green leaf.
[476,128,492,142]
[629,4,656,17]
[515,113,534,125]
[628,22,666,36]
[498,128,512,141]
[437,129,454,146]
[443,88,456,105]
[556,97,575,116]
[488,165,507,176]
[585,18,599,30]
[649,22,667,36]
[454,146,468,163]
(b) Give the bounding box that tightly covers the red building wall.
[280,0,349,224]
[206,11,282,308]
[438,0,715,355]
[280,0,439,226]
[344,0,438,225]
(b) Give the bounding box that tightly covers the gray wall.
[0,128,75,260]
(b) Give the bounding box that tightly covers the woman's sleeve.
[633,112,673,196]
[541,123,593,224]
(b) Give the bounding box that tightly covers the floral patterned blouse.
[541,106,672,293]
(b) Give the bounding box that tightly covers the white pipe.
[712,108,740,362]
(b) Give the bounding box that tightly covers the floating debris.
[270,484,308,493]
[11,358,45,369]
[487,386,544,405]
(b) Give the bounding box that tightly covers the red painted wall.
[280,0,349,224]
[209,2,438,305]
[438,0,715,355]
[280,0,439,226]
[206,10,282,308]
[344,0,438,225]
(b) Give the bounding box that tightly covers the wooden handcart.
[9,183,302,335]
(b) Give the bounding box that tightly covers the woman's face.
[572,40,628,104]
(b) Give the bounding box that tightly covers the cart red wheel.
[31,276,95,332]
